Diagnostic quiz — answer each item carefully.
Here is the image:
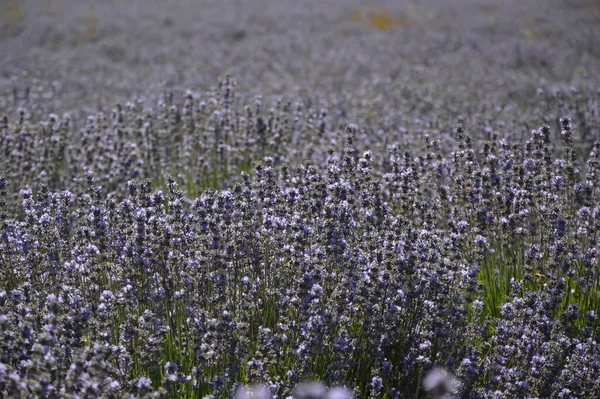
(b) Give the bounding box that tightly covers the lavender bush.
[1,0,600,398]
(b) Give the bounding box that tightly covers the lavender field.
[1,0,600,398]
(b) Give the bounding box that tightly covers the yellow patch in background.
[3,2,26,26]
[370,10,393,31]
[83,16,98,39]
[352,8,409,31]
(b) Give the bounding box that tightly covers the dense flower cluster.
[1,0,600,398]
[1,110,600,397]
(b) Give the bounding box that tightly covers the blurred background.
[1,0,599,119]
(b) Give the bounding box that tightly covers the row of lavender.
[2,76,600,203]
[1,80,600,397]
